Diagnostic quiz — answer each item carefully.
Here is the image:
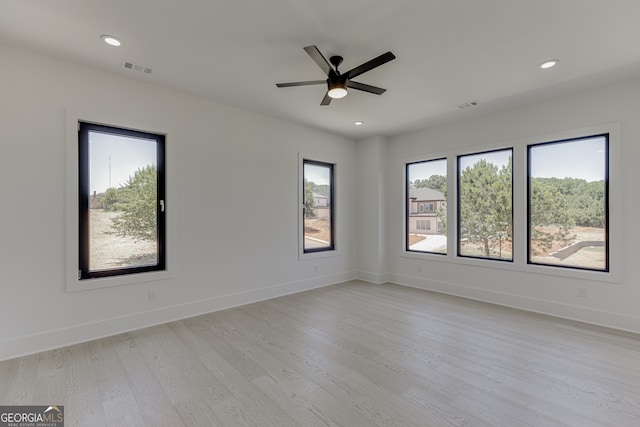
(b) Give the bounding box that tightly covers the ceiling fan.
[276,45,396,105]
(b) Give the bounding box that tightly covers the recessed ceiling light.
[539,59,559,69]
[354,121,364,126]
[101,35,123,47]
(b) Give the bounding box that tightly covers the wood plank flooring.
[1,280,640,426]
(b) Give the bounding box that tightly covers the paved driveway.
[304,237,331,250]
[409,235,447,251]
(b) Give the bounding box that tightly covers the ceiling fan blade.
[320,92,333,106]
[347,81,387,95]
[304,45,333,76]
[345,51,396,80]
[276,80,325,88]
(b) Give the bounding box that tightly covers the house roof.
[409,187,445,201]
[313,192,328,199]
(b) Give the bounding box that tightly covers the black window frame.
[405,158,447,255]
[527,134,609,272]
[302,159,335,253]
[457,148,514,262]
[78,121,166,280]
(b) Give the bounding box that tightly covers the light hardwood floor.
[1,280,640,426]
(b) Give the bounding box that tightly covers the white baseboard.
[356,271,390,284]
[4,270,637,362]
[388,273,640,335]
[0,271,357,362]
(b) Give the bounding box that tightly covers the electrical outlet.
[149,289,158,301]
[577,288,587,298]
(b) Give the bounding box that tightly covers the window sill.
[299,249,340,261]
[67,269,174,293]
[400,249,620,283]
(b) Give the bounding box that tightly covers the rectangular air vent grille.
[458,100,479,109]
[123,61,152,74]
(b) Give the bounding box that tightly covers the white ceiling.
[2,0,640,139]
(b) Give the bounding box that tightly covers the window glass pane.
[528,135,608,271]
[89,131,158,271]
[458,149,513,261]
[303,161,334,252]
[79,122,165,279]
[407,159,447,254]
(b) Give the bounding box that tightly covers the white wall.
[384,76,640,333]
[0,44,357,361]
[3,41,639,361]
[355,136,388,283]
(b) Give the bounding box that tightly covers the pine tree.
[459,158,512,257]
[109,165,158,242]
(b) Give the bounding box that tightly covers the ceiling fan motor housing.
[329,55,344,70]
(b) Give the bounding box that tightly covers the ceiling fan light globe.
[328,87,348,99]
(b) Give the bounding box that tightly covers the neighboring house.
[312,192,331,220]
[313,192,328,207]
[408,187,446,235]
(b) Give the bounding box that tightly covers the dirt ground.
[304,218,332,243]
[531,226,604,254]
[411,226,605,268]
[408,234,426,246]
[529,226,605,268]
[90,209,157,271]
[460,239,513,259]
[531,246,605,269]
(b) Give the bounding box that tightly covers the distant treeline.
[531,177,605,228]
[412,173,605,229]
[312,183,330,198]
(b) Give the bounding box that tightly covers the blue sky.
[88,132,604,196]
[89,131,157,194]
[408,158,446,183]
[408,136,606,183]
[304,163,331,185]
[529,136,606,182]
[459,149,511,172]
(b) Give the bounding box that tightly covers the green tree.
[413,174,446,196]
[103,187,121,211]
[109,165,158,242]
[312,184,330,199]
[304,179,316,219]
[536,177,604,228]
[529,178,573,255]
[529,176,605,256]
[436,206,447,235]
[459,158,512,258]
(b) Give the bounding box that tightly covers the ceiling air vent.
[122,61,152,74]
[458,100,479,109]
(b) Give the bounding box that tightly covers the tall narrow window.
[528,135,608,271]
[406,159,447,254]
[79,122,166,279]
[303,160,334,253]
[458,149,513,261]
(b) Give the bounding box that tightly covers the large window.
[303,160,334,253]
[458,149,513,261]
[406,159,447,254]
[528,135,608,271]
[78,122,166,279]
